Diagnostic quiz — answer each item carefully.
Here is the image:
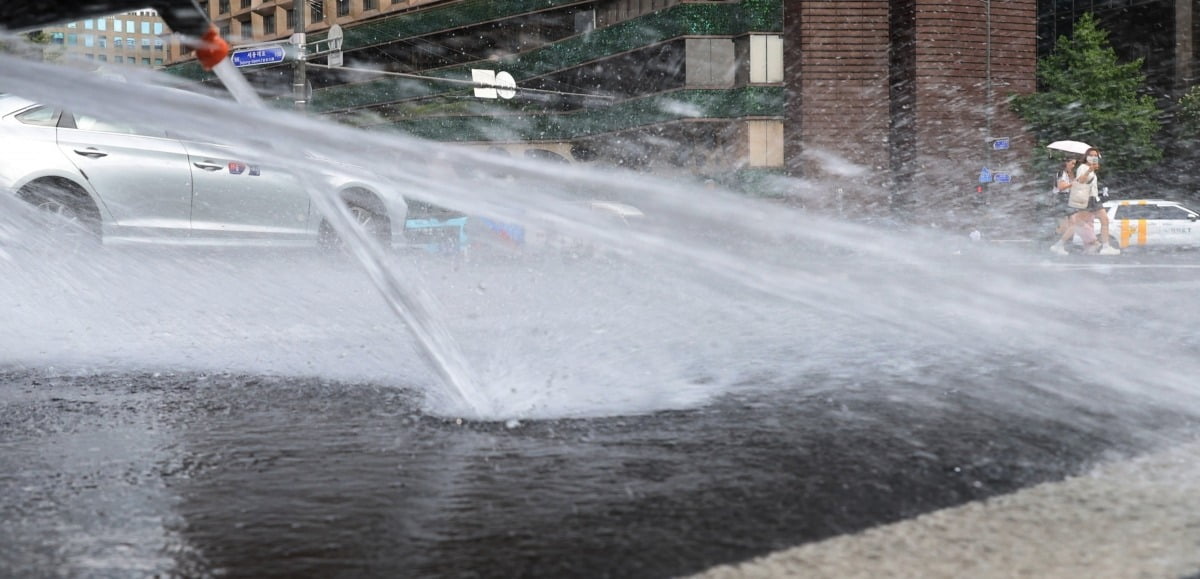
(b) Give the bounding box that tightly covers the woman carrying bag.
[1049,152,1101,254]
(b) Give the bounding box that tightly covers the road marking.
[694,441,1200,579]
[1031,262,1200,270]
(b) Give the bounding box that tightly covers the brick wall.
[909,0,1036,215]
[786,0,895,209]
[785,0,1037,218]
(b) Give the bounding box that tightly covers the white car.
[0,94,407,248]
[1088,199,1200,250]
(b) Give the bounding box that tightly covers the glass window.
[85,53,94,60]
[264,14,276,35]
[113,20,122,33]
[241,0,252,8]
[84,34,94,47]
[1153,206,1193,220]
[337,0,350,17]
[97,54,107,62]
[154,22,163,35]
[84,19,94,29]
[73,113,163,137]
[142,38,151,49]
[15,106,60,127]
[219,0,230,14]
[67,22,77,28]
[142,57,151,66]
[1116,205,1157,219]
[115,55,124,63]
[155,58,163,66]
[363,0,377,10]
[98,36,106,48]
[50,32,65,44]
[114,36,123,48]
[126,20,135,32]
[141,21,151,34]
[67,34,78,45]
[98,19,106,31]
[155,38,164,49]
[286,8,295,29]
[127,38,136,47]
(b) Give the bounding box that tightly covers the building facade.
[41,10,177,68]
[164,0,1191,213]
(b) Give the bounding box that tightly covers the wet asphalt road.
[1,367,1195,579]
[4,248,1200,578]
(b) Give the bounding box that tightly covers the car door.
[180,140,312,242]
[1111,203,1146,248]
[56,112,193,236]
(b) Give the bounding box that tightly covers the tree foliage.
[1178,85,1200,137]
[0,30,53,60]
[1011,12,1161,174]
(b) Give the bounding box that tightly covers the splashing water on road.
[2,43,1200,425]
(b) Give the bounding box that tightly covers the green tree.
[1178,85,1200,142]
[1011,12,1161,174]
[0,30,54,61]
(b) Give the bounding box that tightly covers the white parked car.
[0,94,407,249]
[1086,199,1200,250]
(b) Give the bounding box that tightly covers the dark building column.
[1177,0,1195,92]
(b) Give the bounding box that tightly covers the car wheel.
[17,179,102,249]
[318,192,391,251]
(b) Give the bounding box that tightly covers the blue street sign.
[994,172,1011,183]
[231,46,286,67]
[993,138,1010,150]
[979,167,992,183]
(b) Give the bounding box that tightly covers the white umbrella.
[1046,140,1092,155]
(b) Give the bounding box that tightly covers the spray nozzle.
[194,26,229,71]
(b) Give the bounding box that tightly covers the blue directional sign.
[994,172,1011,183]
[231,46,286,67]
[979,167,992,183]
[992,138,1010,151]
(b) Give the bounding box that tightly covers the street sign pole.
[292,8,306,113]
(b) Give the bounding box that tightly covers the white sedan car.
[1089,199,1200,250]
[0,94,407,248]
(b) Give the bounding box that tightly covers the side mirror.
[1190,214,1198,222]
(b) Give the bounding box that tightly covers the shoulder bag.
[1068,175,1092,209]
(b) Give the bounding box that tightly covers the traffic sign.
[978,167,991,183]
[231,46,287,67]
[992,138,1010,151]
[327,24,343,68]
[994,172,1011,183]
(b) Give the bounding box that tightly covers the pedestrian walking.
[1049,154,1096,254]
[1049,148,1119,255]
[1078,148,1120,255]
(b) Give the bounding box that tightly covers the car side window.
[1155,206,1192,220]
[70,113,167,138]
[1114,205,1154,219]
[14,106,60,127]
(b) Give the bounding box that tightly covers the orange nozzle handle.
[195,26,229,70]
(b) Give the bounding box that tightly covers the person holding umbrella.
[1045,141,1119,255]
